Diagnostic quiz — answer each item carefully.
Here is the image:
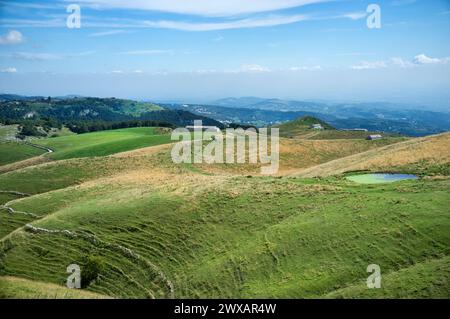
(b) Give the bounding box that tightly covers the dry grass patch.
[295,132,450,177]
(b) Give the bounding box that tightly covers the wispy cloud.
[289,65,322,71]
[0,1,61,10]
[118,49,174,55]
[0,18,64,28]
[351,61,387,70]
[341,12,367,20]
[0,67,17,73]
[390,57,413,68]
[235,64,271,73]
[352,54,450,70]
[212,35,224,42]
[413,54,444,65]
[89,29,127,37]
[390,0,417,6]
[0,30,24,45]
[74,0,329,17]
[143,14,308,31]
[7,51,95,61]
[11,52,61,61]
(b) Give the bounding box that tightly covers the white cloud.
[143,14,308,31]
[342,12,367,20]
[7,51,94,61]
[0,30,24,45]
[0,67,17,73]
[89,29,127,37]
[351,54,450,70]
[212,35,224,42]
[289,65,322,71]
[0,1,60,10]
[11,52,61,61]
[239,64,271,72]
[118,49,174,55]
[133,70,143,73]
[75,0,328,17]
[390,57,414,68]
[413,54,442,65]
[390,0,417,6]
[351,61,387,70]
[111,70,123,74]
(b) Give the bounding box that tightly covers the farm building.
[366,134,383,140]
[185,125,221,132]
[310,124,324,130]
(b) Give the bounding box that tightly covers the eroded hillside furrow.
[0,193,175,299]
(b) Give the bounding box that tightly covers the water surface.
[346,173,418,184]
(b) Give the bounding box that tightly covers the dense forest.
[0,95,224,137]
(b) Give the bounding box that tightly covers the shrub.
[81,255,106,288]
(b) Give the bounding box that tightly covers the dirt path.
[22,141,54,153]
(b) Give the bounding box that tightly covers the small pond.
[346,173,418,184]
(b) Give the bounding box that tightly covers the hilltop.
[275,115,393,140]
[276,116,334,138]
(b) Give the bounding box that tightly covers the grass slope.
[0,128,448,299]
[276,116,334,138]
[34,127,172,160]
[0,142,46,166]
[0,125,18,140]
[326,256,450,299]
[296,132,450,177]
[1,168,448,298]
[0,276,111,299]
[275,116,397,140]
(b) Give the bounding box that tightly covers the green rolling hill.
[34,127,173,160]
[0,127,448,298]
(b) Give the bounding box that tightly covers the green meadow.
[1,165,449,298]
[0,142,46,166]
[0,122,448,299]
[34,127,172,160]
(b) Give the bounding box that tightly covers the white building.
[185,125,221,132]
[310,124,324,130]
[366,134,383,140]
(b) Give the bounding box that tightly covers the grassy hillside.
[1,135,449,298]
[0,126,448,299]
[183,135,404,176]
[0,124,18,139]
[0,142,46,165]
[326,256,450,299]
[296,132,450,177]
[275,116,401,140]
[34,127,172,160]
[0,276,111,299]
[276,116,334,138]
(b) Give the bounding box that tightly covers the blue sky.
[0,0,449,108]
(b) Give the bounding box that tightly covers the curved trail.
[22,141,54,153]
[0,193,175,299]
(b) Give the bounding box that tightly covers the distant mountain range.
[1,94,449,136]
[163,97,450,136]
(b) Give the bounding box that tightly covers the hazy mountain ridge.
[183,97,450,136]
